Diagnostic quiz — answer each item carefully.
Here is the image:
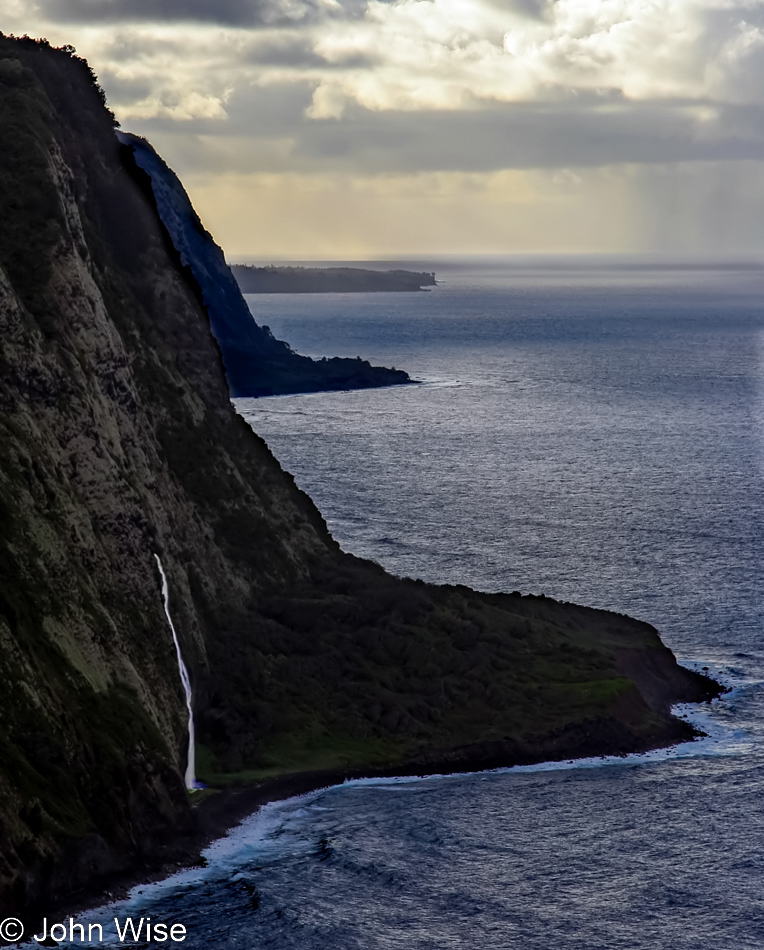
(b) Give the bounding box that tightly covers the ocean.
[47,258,764,947]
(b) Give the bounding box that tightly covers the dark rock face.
[117,131,411,398]
[0,35,719,916]
[0,35,333,912]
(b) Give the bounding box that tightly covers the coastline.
[31,684,725,938]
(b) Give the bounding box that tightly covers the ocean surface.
[52,259,764,947]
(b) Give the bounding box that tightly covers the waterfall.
[155,554,197,790]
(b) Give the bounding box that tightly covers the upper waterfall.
[155,554,197,790]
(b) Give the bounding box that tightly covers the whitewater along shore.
[27,666,721,939]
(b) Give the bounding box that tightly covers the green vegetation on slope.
[195,556,703,781]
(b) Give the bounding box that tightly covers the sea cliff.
[117,132,411,398]
[0,35,719,919]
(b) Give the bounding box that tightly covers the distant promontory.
[232,264,437,294]
[118,134,413,396]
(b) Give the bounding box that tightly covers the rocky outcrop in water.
[0,35,719,918]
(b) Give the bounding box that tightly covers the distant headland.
[117,132,413,397]
[231,264,437,294]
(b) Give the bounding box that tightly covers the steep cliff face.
[0,35,332,910]
[0,36,718,916]
[117,131,411,398]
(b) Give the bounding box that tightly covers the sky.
[5,0,764,258]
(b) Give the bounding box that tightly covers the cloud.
[11,0,764,162]
[34,0,352,27]
[299,0,764,116]
[7,0,764,254]
[137,89,764,176]
[15,0,764,123]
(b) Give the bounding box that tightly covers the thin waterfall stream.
[155,553,197,790]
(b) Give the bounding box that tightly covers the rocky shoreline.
[26,675,720,939]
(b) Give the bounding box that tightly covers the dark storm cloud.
[96,70,154,104]
[241,34,375,68]
[295,102,764,172]
[133,88,764,178]
[37,0,367,27]
[499,0,547,19]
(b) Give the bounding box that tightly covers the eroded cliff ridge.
[0,36,718,915]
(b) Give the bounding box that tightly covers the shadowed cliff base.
[0,34,720,919]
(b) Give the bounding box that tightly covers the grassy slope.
[196,557,715,784]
